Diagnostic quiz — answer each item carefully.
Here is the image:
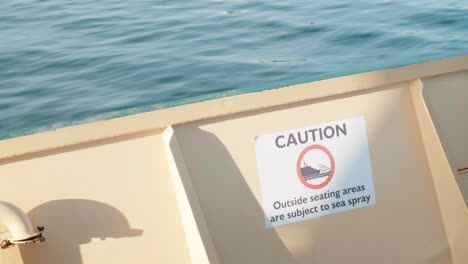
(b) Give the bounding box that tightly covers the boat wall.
[0,129,196,263]
[417,70,468,263]
[172,79,458,263]
[0,55,466,264]
[421,71,468,202]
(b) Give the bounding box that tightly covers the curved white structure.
[0,201,44,249]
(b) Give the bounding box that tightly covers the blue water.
[1,0,467,134]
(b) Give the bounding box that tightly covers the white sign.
[255,116,375,228]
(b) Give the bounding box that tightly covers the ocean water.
[1,0,467,135]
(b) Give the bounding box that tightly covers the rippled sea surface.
[1,0,467,134]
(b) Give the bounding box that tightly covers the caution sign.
[255,116,375,228]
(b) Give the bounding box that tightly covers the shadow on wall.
[19,199,143,264]
[172,127,297,263]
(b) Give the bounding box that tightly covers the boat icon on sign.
[300,162,331,181]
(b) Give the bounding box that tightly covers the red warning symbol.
[296,144,335,189]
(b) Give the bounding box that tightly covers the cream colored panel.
[174,82,450,264]
[422,70,468,201]
[0,132,190,264]
[422,70,468,169]
[459,173,468,202]
[409,79,468,264]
